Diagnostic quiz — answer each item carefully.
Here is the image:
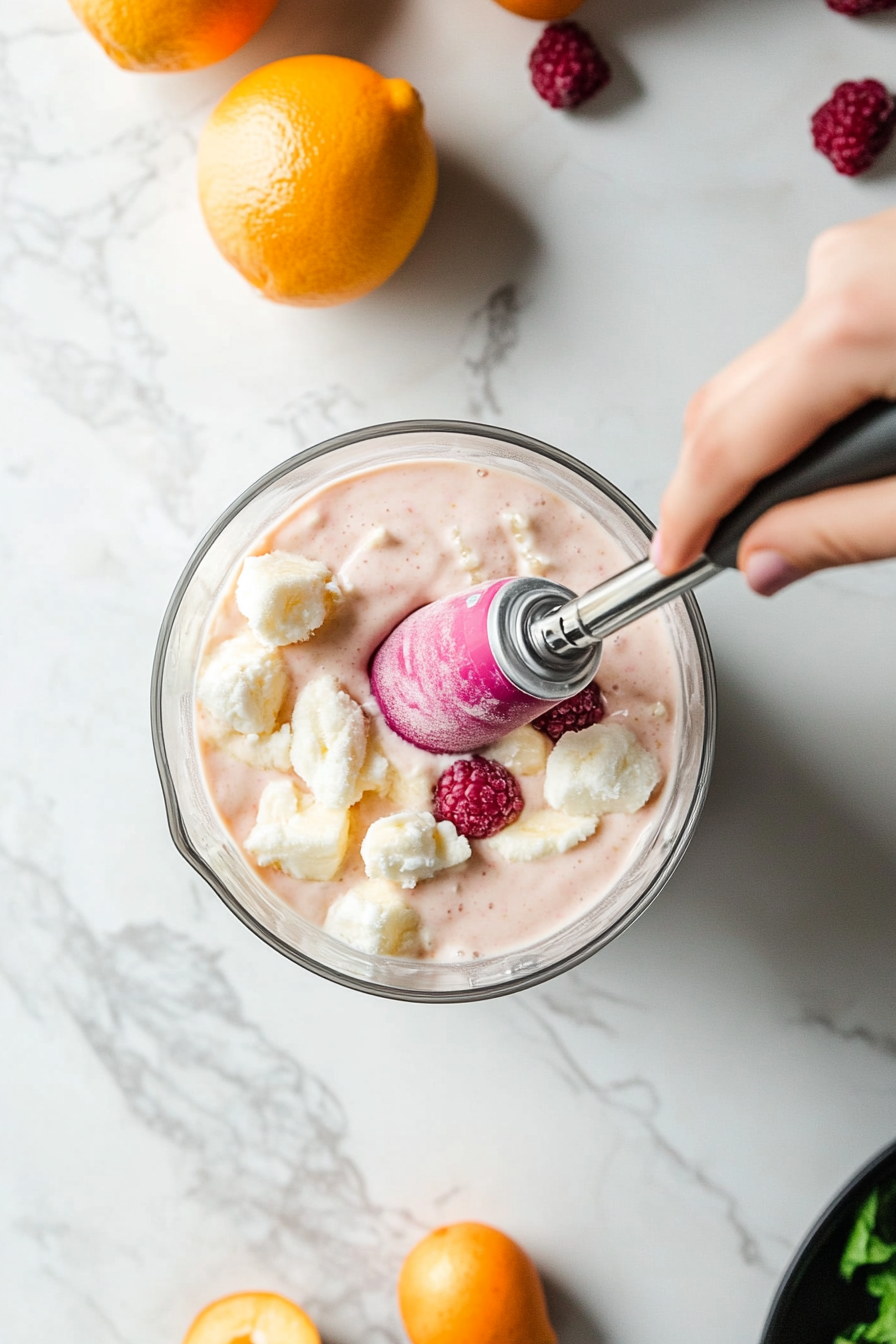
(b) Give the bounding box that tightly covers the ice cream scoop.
[371,399,896,754]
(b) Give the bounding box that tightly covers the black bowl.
[762,1138,896,1344]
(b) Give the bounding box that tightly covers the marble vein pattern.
[801,1010,896,1062]
[464,282,522,418]
[272,385,366,454]
[521,975,771,1271]
[0,20,207,532]
[0,780,415,1344]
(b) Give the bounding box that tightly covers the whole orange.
[198,56,438,307]
[67,0,279,72]
[492,0,584,18]
[398,1222,557,1344]
[182,1291,320,1344]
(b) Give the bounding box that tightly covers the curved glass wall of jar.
[152,421,716,1002]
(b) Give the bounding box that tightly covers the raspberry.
[826,0,896,14]
[433,757,524,840]
[532,683,604,742]
[811,79,896,176]
[529,22,611,110]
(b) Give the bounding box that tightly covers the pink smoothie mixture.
[197,459,680,962]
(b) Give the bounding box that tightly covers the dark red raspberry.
[529,22,611,110]
[433,757,524,840]
[532,683,604,742]
[811,79,896,175]
[826,0,896,14]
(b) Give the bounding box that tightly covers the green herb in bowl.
[837,1184,896,1342]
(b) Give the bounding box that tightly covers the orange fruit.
[197,56,438,307]
[398,1222,557,1344]
[67,0,279,72]
[182,1291,320,1344]
[492,0,584,18]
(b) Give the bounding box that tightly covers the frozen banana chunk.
[486,809,597,862]
[501,511,549,576]
[388,765,436,812]
[357,730,391,798]
[544,722,661,817]
[203,718,293,773]
[245,779,349,881]
[197,631,287,735]
[338,524,393,593]
[290,675,369,808]
[236,550,340,647]
[361,811,470,889]
[324,879,422,957]
[483,724,548,776]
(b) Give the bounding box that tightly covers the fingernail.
[649,531,663,569]
[744,549,804,597]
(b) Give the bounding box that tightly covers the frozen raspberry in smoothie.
[532,682,604,742]
[434,758,524,839]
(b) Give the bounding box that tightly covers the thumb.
[738,476,896,596]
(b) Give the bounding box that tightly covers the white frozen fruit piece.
[483,724,548,776]
[235,550,340,647]
[324,880,422,957]
[204,719,293,773]
[197,631,287,735]
[338,524,393,593]
[245,779,349,881]
[290,675,368,808]
[501,511,549,576]
[487,809,597,862]
[389,766,436,812]
[448,524,484,584]
[361,811,471,888]
[357,730,391,798]
[544,722,661,817]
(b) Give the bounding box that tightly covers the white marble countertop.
[3,0,896,1340]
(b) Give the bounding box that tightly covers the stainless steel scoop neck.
[487,556,719,702]
[530,555,720,655]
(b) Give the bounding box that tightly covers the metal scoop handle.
[534,398,896,655]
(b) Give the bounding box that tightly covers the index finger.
[655,306,879,574]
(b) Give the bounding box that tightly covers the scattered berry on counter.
[532,682,604,741]
[434,758,524,839]
[529,21,611,109]
[811,79,896,175]
[825,0,896,14]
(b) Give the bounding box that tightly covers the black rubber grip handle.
[705,399,896,569]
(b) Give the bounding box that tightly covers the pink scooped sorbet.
[197,459,680,962]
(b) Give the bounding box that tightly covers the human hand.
[653,208,896,595]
